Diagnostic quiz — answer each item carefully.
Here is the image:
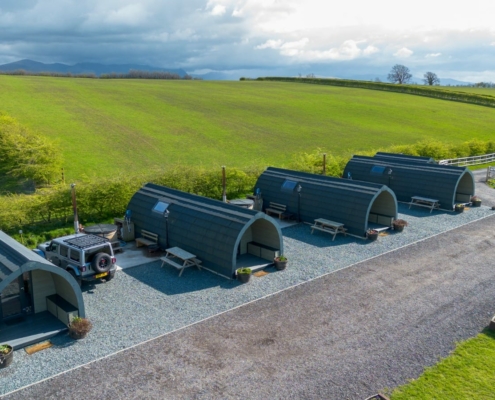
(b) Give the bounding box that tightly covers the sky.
[1,0,494,82]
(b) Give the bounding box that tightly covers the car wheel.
[91,253,112,273]
[104,273,114,282]
[68,269,82,287]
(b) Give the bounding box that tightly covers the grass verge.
[390,329,495,400]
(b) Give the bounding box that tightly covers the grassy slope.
[390,330,495,400]
[1,76,495,181]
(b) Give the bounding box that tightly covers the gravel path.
[4,213,495,400]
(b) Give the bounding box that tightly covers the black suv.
[35,233,117,286]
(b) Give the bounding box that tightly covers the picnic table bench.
[310,218,348,241]
[135,230,158,247]
[265,202,293,220]
[408,196,440,213]
[160,247,202,277]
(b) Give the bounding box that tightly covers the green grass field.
[1,76,495,182]
[390,329,495,399]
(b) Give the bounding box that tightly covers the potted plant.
[489,315,495,332]
[68,316,93,340]
[367,229,379,241]
[274,255,288,270]
[454,203,465,213]
[471,196,482,207]
[236,267,252,283]
[0,344,13,369]
[392,219,408,232]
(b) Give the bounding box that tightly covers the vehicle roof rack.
[63,234,110,250]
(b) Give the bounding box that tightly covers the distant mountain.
[0,59,188,77]
[191,71,237,80]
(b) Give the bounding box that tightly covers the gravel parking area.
[1,192,494,397]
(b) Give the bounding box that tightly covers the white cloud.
[206,1,227,16]
[210,4,226,16]
[363,45,379,56]
[105,4,148,26]
[394,47,413,58]
[426,53,441,58]
[256,39,283,49]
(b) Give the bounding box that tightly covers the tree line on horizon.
[0,69,198,80]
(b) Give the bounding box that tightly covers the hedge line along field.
[1,76,495,181]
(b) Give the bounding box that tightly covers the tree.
[0,114,62,186]
[387,64,412,84]
[423,72,440,86]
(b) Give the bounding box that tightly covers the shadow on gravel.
[281,225,355,247]
[122,260,236,295]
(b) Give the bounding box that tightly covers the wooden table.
[160,247,202,277]
[310,218,347,241]
[409,196,440,213]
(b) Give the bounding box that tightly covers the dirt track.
[4,210,495,400]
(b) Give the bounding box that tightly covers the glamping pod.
[0,231,85,349]
[127,183,283,278]
[254,167,398,236]
[343,156,475,209]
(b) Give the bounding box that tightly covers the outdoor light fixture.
[297,184,302,222]
[164,209,170,248]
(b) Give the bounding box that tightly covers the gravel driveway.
[4,210,495,400]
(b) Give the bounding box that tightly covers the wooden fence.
[439,153,495,167]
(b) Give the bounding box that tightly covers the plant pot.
[489,316,495,331]
[69,330,88,340]
[0,345,13,369]
[367,232,378,241]
[393,224,404,232]
[274,258,288,270]
[454,206,464,213]
[472,200,481,207]
[237,273,251,283]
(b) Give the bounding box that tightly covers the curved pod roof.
[127,183,283,278]
[254,168,398,236]
[343,156,475,209]
[373,152,436,164]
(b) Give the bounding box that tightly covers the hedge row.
[0,165,262,232]
[258,77,495,108]
[1,140,493,234]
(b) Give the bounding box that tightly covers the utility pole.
[222,166,227,202]
[71,183,79,234]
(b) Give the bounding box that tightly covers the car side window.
[70,249,80,262]
[49,242,59,252]
[59,245,69,258]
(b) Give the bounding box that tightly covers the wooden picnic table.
[409,196,440,213]
[310,218,347,241]
[160,247,202,277]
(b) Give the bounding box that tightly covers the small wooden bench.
[409,196,440,213]
[135,230,158,247]
[265,202,293,220]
